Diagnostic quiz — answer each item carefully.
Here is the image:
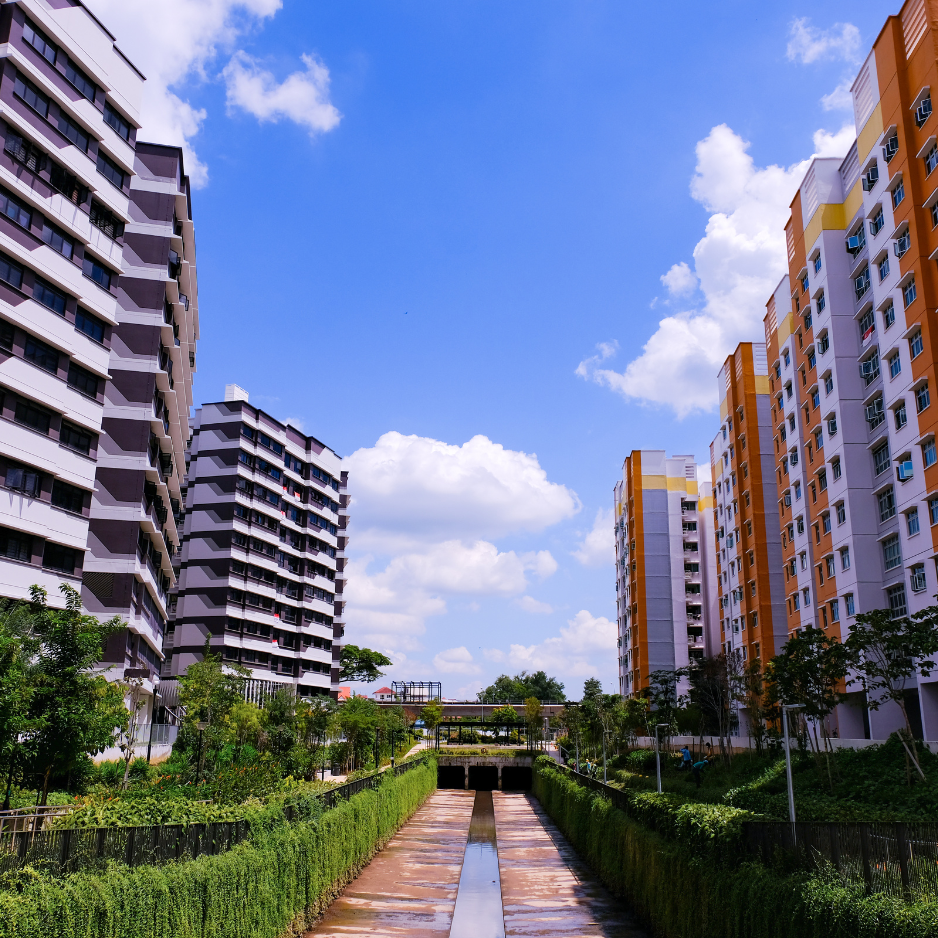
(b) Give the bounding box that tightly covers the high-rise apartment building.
[81,144,197,713]
[0,2,142,607]
[166,390,346,698]
[710,343,788,677]
[764,0,938,738]
[614,451,718,697]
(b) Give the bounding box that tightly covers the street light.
[781,703,805,836]
[654,723,665,794]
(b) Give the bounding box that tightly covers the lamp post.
[654,723,665,794]
[782,703,805,837]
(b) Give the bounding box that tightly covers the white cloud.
[433,646,480,675]
[83,0,340,186]
[515,595,553,614]
[661,261,698,297]
[222,51,340,135]
[345,431,580,551]
[572,508,614,567]
[786,18,861,65]
[576,123,855,417]
[482,648,505,662]
[821,81,854,112]
[502,610,617,680]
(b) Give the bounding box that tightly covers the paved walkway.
[305,789,646,938]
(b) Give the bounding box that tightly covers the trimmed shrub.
[0,759,437,938]
[533,757,938,938]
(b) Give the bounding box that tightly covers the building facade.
[81,144,197,713]
[0,0,142,608]
[614,451,718,697]
[763,0,938,739]
[166,389,346,698]
[710,343,788,673]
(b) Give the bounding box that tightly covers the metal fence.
[744,821,938,900]
[556,762,938,900]
[0,757,429,876]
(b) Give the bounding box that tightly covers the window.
[4,462,41,496]
[866,395,884,429]
[896,400,908,429]
[797,516,805,534]
[855,266,871,301]
[836,502,847,524]
[0,188,31,229]
[60,422,93,454]
[832,458,841,480]
[845,593,855,616]
[840,546,851,570]
[0,253,24,290]
[23,336,58,373]
[911,331,924,358]
[33,278,66,316]
[0,320,12,351]
[13,74,48,118]
[0,527,31,563]
[64,60,96,101]
[892,179,906,208]
[898,457,915,481]
[75,310,105,343]
[103,104,131,141]
[889,353,901,378]
[916,382,931,413]
[927,145,938,175]
[870,208,884,235]
[42,541,77,575]
[933,201,938,229]
[814,428,823,449]
[82,257,111,291]
[883,302,895,328]
[23,20,56,64]
[887,584,907,618]
[831,599,840,622]
[908,507,921,535]
[822,512,832,534]
[924,439,937,468]
[67,362,98,397]
[818,469,828,492]
[911,564,927,593]
[919,95,934,127]
[883,534,902,570]
[904,277,917,308]
[811,387,820,407]
[89,201,124,240]
[42,222,73,259]
[827,415,837,436]
[808,351,817,371]
[878,255,890,281]
[51,479,84,513]
[57,115,88,152]
[96,152,124,189]
[792,592,800,611]
[878,487,896,522]
[824,373,833,395]
[800,273,809,294]
[861,350,880,384]
[873,442,891,476]
[931,497,938,525]
[826,555,835,577]
[14,399,50,434]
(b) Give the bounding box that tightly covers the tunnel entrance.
[467,764,499,791]
[438,765,466,789]
[501,766,532,791]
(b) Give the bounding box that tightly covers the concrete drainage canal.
[436,754,534,791]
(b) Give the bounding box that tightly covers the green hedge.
[0,759,437,938]
[533,758,938,938]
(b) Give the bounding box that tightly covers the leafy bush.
[0,758,438,938]
[533,758,938,938]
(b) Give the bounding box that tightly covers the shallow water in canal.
[448,791,505,938]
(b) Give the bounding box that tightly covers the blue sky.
[91,0,894,699]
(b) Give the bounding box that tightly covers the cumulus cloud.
[515,595,553,614]
[84,0,340,186]
[222,51,340,135]
[786,18,861,65]
[661,261,698,297]
[345,431,579,551]
[502,610,617,681]
[821,81,854,112]
[576,123,855,416]
[433,646,480,675]
[572,508,614,568]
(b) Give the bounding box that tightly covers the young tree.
[262,687,297,760]
[844,606,938,781]
[683,654,736,761]
[339,645,392,683]
[28,585,129,804]
[419,700,443,732]
[524,697,543,749]
[644,669,680,749]
[226,700,263,763]
[117,676,146,790]
[337,695,381,770]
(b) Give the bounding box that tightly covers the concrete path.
[306,790,475,937]
[494,793,646,937]
[305,789,646,938]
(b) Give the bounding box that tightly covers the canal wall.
[435,754,534,790]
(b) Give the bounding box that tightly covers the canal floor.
[305,790,647,938]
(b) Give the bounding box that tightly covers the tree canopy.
[479,670,565,701]
[339,644,392,683]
